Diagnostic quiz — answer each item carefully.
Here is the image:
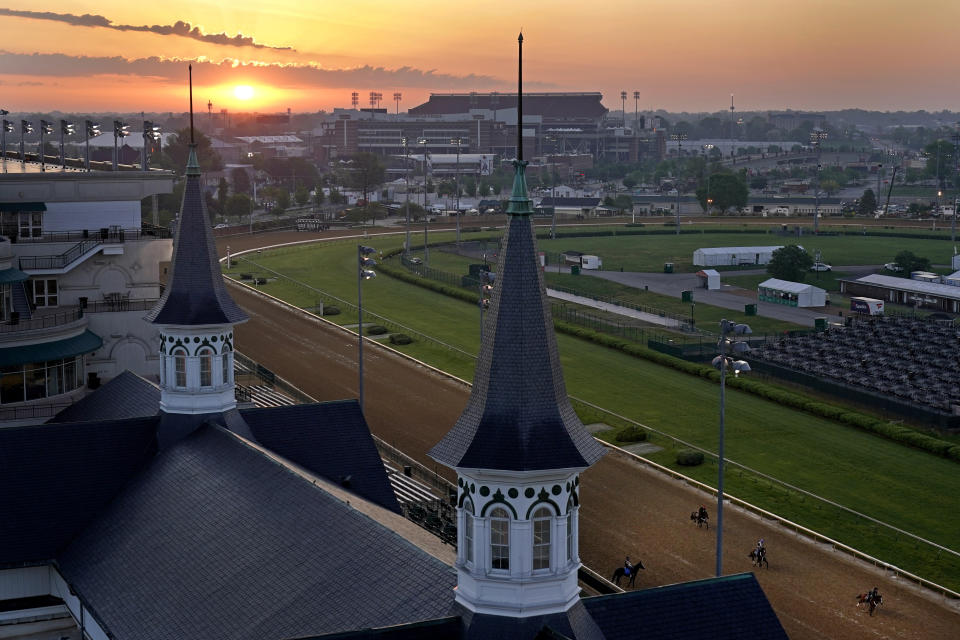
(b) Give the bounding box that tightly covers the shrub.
[366,325,388,335]
[615,425,647,443]
[322,306,341,316]
[676,449,705,466]
[389,333,413,345]
[239,273,253,280]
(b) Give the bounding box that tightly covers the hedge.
[615,425,647,443]
[676,449,705,466]
[379,249,960,464]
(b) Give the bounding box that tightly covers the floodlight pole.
[358,246,365,413]
[453,137,462,248]
[0,110,8,174]
[402,137,411,254]
[716,327,727,578]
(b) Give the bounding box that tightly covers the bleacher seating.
[753,316,960,413]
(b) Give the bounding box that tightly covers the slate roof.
[145,146,247,326]
[0,417,157,567]
[429,161,606,471]
[48,370,160,424]
[241,401,401,514]
[582,573,789,640]
[57,425,456,640]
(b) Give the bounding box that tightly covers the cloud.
[0,8,293,51]
[0,51,521,90]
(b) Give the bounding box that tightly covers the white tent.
[696,269,721,290]
[758,278,826,308]
[692,246,787,267]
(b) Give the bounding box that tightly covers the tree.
[344,152,386,204]
[749,176,768,190]
[159,128,223,173]
[462,175,477,197]
[821,179,840,196]
[695,173,748,213]
[225,194,252,219]
[893,250,931,275]
[230,167,251,194]
[217,178,229,205]
[313,187,325,207]
[767,245,814,282]
[858,189,877,215]
[295,186,310,206]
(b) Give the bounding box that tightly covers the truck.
[850,296,884,316]
[580,255,603,270]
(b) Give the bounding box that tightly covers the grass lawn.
[532,230,956,273]
[224,230,960,589]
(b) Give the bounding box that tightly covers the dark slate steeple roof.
[145,145,247,326]
[429,159,605,471]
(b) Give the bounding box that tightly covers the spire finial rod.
[517,32,523,162]
[189,64,195,144]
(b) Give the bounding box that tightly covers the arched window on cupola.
[566,496,575,563]
[489,507,510,571]
[532,506,552,570]
[221,344,232,386]
[463,497,475,566]
[173,348,187,389]
[198,347,213,388]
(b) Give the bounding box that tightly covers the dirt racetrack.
[220,230,960,640]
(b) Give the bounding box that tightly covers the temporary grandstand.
[758,278,826,307]
[693,246,785,266]
[752,316,960,428]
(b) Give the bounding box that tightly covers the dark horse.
[748,547,769,569]
[857,592,882,616]
[690,510,709,529]
[611,559,645,588]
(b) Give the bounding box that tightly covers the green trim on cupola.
[186,144,200,177]
[505,160,533,216]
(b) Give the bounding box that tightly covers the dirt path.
[223,232,960,640]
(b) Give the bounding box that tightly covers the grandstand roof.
[410,93,608,119]
[849,274,960,300]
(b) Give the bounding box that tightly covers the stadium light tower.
[19,120,33,167]
[418,136,430,264]
[351,92,359,109]
[59,120,75,171]
[393,92,402,114]
[401,136,411,254]
[142,121,162,170]
[713,319,752,577]
[633,91,640,131]
[620,91,627,127]
[84,120,101,171]
[1,110,11,173]
[451,136,463,247]
[39,120,54,172]
[113,120,130,171]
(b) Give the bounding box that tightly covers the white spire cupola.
[428,34,605,618]
[145,68,248,416]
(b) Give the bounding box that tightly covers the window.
[489,507,510,571]
[19,212,42,239]
[221,345,232,385]
[463,498,474,565]
[173,349,187,388]
[566,498,575,563]
[532,507,551,570]
[31,279,58,307]
[199,347,213,387]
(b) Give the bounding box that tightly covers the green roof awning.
[0,329,102,367]
[0,268,28,284]
[0,202,46,212]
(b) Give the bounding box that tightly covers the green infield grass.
[223,229,960,590]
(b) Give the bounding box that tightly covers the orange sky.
[1,1,959,114]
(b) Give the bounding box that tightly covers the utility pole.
[811,130,827,234]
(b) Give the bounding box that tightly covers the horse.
[690,510,709,529]
[857,592,882,616]
[748,546,769,569]
[611,559,645,588]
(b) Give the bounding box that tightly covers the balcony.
[14,227,170,273]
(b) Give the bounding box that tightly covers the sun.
[234,85,255,101]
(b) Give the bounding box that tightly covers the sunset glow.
[0,1,958,113]
[233,85,255,101]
